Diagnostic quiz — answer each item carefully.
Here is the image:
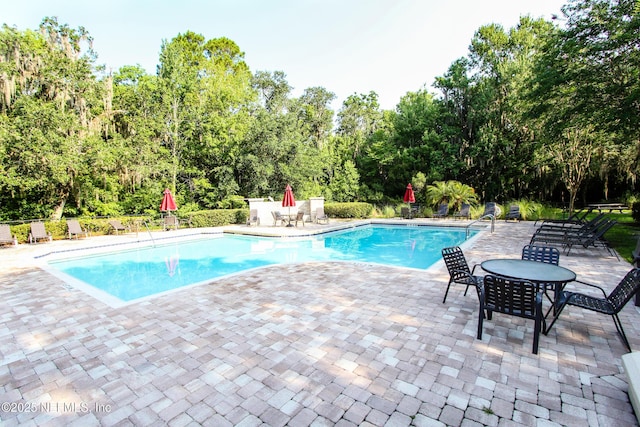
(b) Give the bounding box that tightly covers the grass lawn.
[581,211,639,263]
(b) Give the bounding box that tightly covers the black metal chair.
[441,246,482,304]
[521,245,560,265]
[432,203,449,219]
[478,274,545,354]
[505,205,521,222]
[544,268,640,350]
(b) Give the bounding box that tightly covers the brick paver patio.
[0,220,638,426]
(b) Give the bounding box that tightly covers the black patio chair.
[544,268,640,350]
[453,203,471,220]
[441,246,482,304]
[478,274,545,354]
[432,203,449,219]
[521,244,560,265]
[505,205,521,222]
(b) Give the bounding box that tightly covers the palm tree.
[449,181,478,211]
[426,181,452,208]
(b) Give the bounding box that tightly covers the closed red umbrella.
[282,184,296,227]
[160,188,177,212]
[403,183,416,218]
[403,183,415,204]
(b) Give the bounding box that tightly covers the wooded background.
[0,0,638,220]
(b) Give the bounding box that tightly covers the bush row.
[324,202,374,218]
[4,209,248,244]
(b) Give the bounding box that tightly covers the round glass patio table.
[481,259,576,315]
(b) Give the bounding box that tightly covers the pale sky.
[4,0,566,111]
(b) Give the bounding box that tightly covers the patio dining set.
[442,242,640,355]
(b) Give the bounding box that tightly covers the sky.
[3,0,567,111]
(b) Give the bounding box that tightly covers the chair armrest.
[570,280,609,298]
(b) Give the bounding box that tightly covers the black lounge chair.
[544,268,640,350]
[534,209,591,227]
[453,203,471,220]
[481,202,499,219]
[530,214,608,244]
[534,213,605,234]
[478,274,545,354]
[441,246,482,304]
[505,205,521,222]
[432,203,449,219]
[531,219,617,258]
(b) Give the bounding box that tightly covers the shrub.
[188,209,246,227]
[324,202,373,218]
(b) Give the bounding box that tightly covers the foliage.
[188,209,246,227]
[324,202,373,218]
[1,3,639,220]
[426,181,477,210]
[505,199,543,221]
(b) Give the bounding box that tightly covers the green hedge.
[6,210,247,244]
[324,202,373,218]
[187,209,247,228]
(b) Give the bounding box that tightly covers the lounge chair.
[432,203,449,219]
[246,209,260,227]
[29,222,52,243]
[477,202,500,222]
[441,246,482,304]
[67,219,89,239]
[108,220,129,235]
[453,203,471,220]
[294,211,305,227]
[544,268,640,350]
[534,213,605,233]
[315,207,329,224]
[272,211,285,226]
[534,209,591,227]
[531,218,618,257]
[530,214,607,243]
[505,205,521,222]
[478,274,545,354]
[0,224,17,246]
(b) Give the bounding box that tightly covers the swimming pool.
[47,224,478,306]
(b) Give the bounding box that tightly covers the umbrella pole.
[287,206,293,227]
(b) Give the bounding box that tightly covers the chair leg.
[544,301,567,335]
[443,280,453,303]
[477,303,484,340]
[613,314,632,351]
[532,313,543,354]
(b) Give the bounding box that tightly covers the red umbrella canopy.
[403,183,416,203]
[282,184,296,207]
[160,188,177,212]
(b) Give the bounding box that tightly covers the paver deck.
[0,219,638,426]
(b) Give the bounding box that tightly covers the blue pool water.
[48,225,477,303]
